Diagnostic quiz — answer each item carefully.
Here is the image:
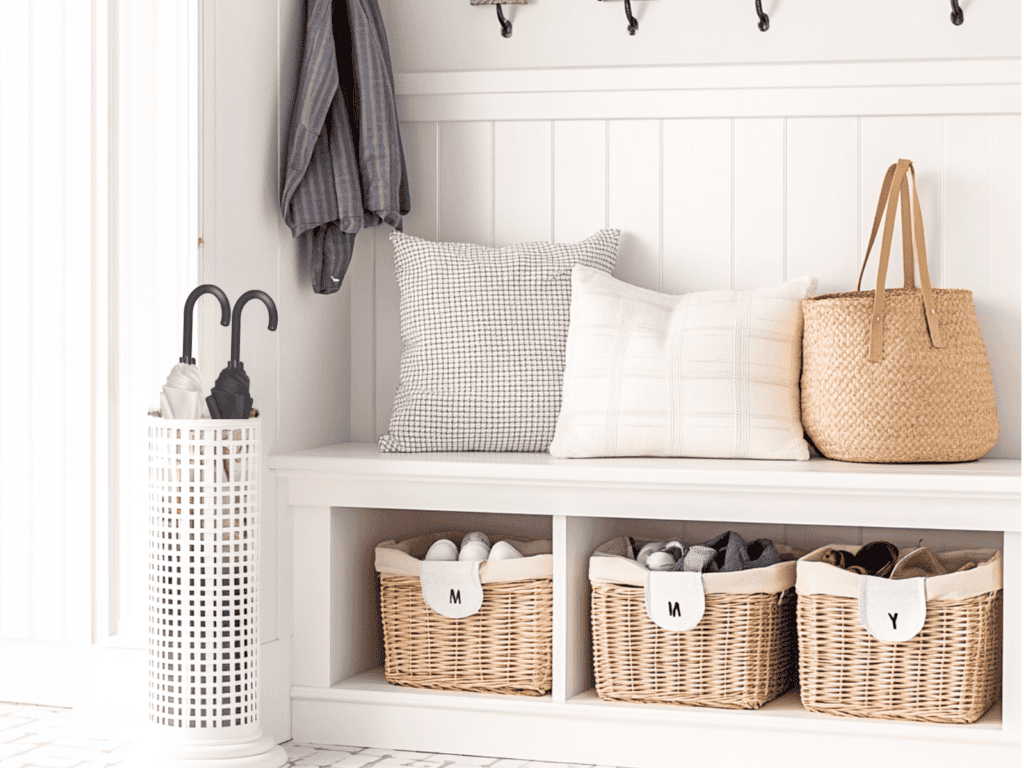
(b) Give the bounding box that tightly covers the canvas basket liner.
[796,544,1003,723]
[588,537,799,710]
[375,532,553,696]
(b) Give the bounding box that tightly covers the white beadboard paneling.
[397,122,440,241]
[733,118,785,290]
[63,0,93,644]
[493,121,552,245]
[348,234,377,442]
[374,225,400,439]
[786,118,860,295]
[859,117,944,290]
[438,121,493,245]
[375,122,440,437]
[155,0,180,400]
[661,119,732,294]
[608,120,661,291]
[552,121,606,244]
[0,0,33,641]
[30,0,65,643]
[988,115,1022,460]
[944,115,1022,462]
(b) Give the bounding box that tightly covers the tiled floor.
[0,702,621,768]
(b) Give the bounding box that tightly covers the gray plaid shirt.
[281,0,410,294]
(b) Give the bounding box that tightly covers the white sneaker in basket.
[488,540,524,561]
[424,538,458,561]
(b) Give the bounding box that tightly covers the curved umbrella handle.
[229,290,278,368]
[181,284,231,364]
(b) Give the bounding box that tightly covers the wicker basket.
[376,533,553,696]
[796,545,1003,723]
[589,538,798,710]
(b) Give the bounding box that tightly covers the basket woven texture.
[801,159,999,463]
[797,590,1002,723]
[802,288,999,462]
[380,574,552,696]
[591,583,797,709]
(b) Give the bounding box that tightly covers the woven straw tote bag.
[801,159,999,463]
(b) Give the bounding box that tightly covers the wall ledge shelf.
[270,442,1020,531]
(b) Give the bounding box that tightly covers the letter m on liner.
[450,589,461,604]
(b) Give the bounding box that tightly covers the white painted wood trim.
[395,59,1022,96]
[395,59,1021,122]
[399,85,1020,123]
[290,685,1015,768]
[270,444,1020,533]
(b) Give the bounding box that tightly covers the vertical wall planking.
[0,0,33,641]
[373,225,399,439]
[987,115,1022,459]
[347,226,377,441]
[944,115,1020,461]
[733,118,785,290]
[859,117,943,290]
[661,119,732,294]
[63,0,94,644]
[785,118,860,295]
[552,121,607,245]
[121,0,157,632]
[30,0,66,643]
[438,122,493,245]
[374,122,440,437]
[493,121,552,246]
[608,120,661,291]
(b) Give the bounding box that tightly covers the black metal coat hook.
[624,0,638,35]
[496,5,513,38]
[950,0,964,25]
[755,0,770,31]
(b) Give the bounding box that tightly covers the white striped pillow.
[549,266,817,460]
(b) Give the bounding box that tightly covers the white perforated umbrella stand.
[137,417,286,768]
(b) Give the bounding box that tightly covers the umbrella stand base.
[145,417,280,768]
[126,735,287,768]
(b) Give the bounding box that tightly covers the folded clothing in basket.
[632,530,787,573]
[591,536,801,594]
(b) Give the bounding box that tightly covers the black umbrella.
[160,285,231,419]
[207,290,278,419]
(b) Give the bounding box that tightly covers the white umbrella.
[161,285,231,419]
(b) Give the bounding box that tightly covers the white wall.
[0,0,95,705]
[380,0,1020,72]
[0,0,202,707]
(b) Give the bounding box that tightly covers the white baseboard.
[0,639,74,707]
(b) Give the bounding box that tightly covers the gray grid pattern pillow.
[379,229,620,452]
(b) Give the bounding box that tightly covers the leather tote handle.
[863,159,944,363]
[857,163,916,292]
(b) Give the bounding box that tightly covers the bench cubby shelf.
[271,443,1021,768]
